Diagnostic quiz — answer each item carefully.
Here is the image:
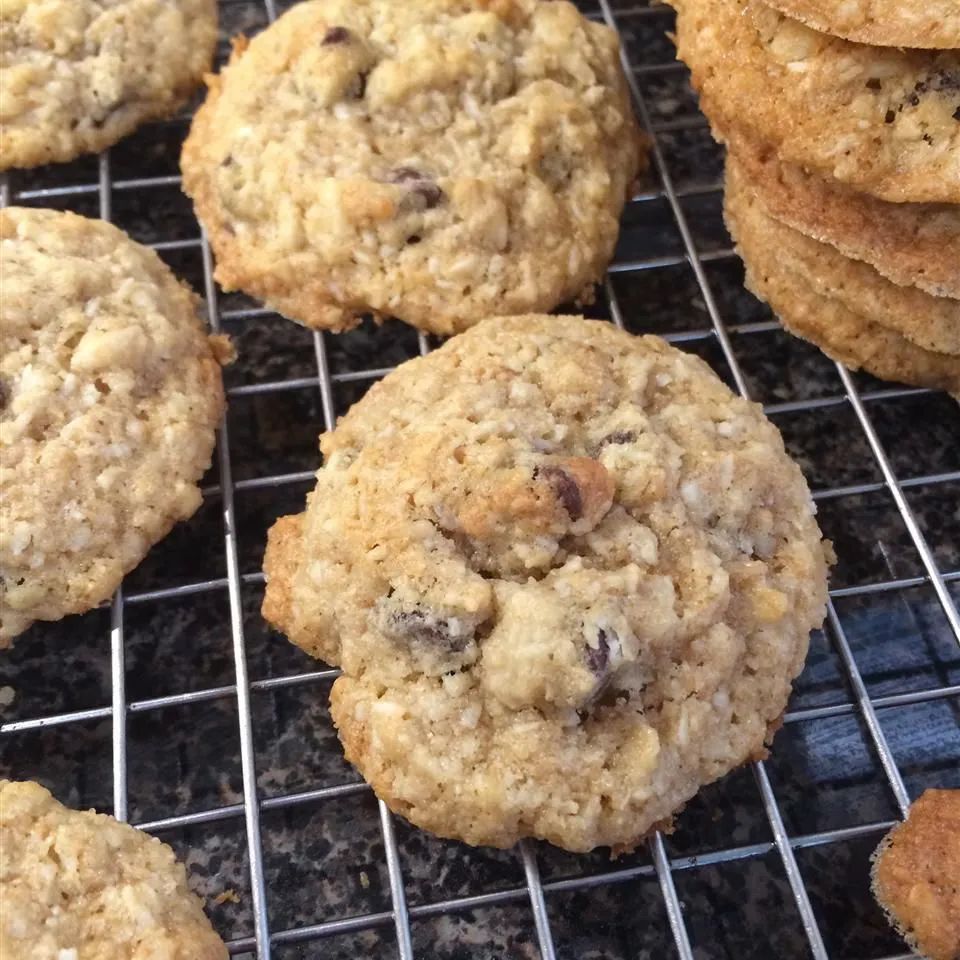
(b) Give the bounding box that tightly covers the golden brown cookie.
[0,779,227,959]
[724,173,960,394]
[726,156,960,357]
[872,789,960,960]
[670,0,960,204]
[762,0,960,48]
[0,207,229,644]
[0,0,218,170]
[181,0,644,336]
[725,131,960,301]
[263,314,831,851]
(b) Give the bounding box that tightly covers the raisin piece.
[322,26,352,45]
[388,608,471,652]
[534,465,583,520]
[386,167,445,209]
[599,430,637,448]
[584,628,613,677]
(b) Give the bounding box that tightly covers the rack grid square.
[1,1,958,958]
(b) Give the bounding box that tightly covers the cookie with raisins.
[181,0,645,335]
[669,0,960,203]
[262,314,832,851]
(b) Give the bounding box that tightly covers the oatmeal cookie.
[726,156,960,356]
[725,176,960,393]
[872,789,960,960]
[762,0,960,48]
[262,314,831,851]
[0,0,218,170]
[727,131,960,300]
[670,0,960,204]
[181,0,645,336]
[0,779,227,959]
[0,207,229,644]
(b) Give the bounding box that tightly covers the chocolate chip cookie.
[0,0,217,170]
[670,0,960,204]
[0,207,229,644]
[726,131,960,300]
[181,0,645,336]
[872,789,960,960]
[262,314,832,851]
[762,0,960,48]
[725,167,960,394]
[0,779,227,959]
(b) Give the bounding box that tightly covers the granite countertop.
[1,1,958,957]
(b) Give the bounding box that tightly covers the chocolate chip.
[884,109,896,124]
[0,378,8,412]
[386,167,445,209]
[865,78,882,91]
[534,465,583,520]
[954,106,960,122]
[322,25,352,45]
[387,608,471,652]
[599,430,637,448]
[584,628,613,677]
[903,71,960,112]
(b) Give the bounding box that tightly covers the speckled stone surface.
[1,2,959,958]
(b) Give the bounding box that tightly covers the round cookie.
[0,207,229,644]
[262,314,831,851]
[181,0,645,336]
[872,789,960,960]
[670,0,960,204]
[725,180,960,395]
[0,0,218,170]
[761,0,960,49]
[726,131,960,300]
[726,156,960,356]
[0,780,227,959]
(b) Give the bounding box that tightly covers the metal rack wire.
[1,1,958,958]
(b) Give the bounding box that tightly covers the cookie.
[181,0,645,336]
[0,779,227,959]
[669,0,960,204]
[726,156,960,356]
[761,0,960,49]
[725,177,960,394]
[872,789,960,960]
[262,314,831,851]
[0,207,229,644]
[0,0,218,170]
[726,131,960,301]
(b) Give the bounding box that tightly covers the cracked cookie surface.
[0,0,217,170]
[670,0,960,204]
[0,207,228,644]
[262,314,831,851]
[0,780,227,960]
[181,0,644,336]
[872,789,960,960]
[761,0,960,48]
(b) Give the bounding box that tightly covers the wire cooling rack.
[2,1,959,958]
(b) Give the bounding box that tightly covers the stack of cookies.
[668,0,960,395]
